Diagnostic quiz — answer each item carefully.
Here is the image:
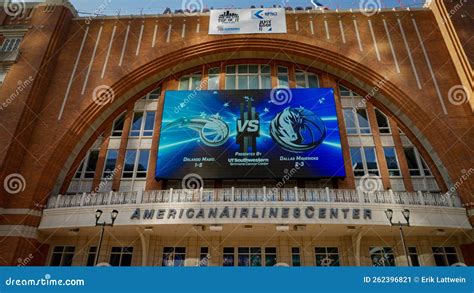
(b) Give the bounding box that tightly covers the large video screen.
[156,88,345,179]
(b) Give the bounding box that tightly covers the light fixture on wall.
[276,225,290,232]
[210,225,223,231]
[68,228,80,236]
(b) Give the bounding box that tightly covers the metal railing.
[46,188,462,209]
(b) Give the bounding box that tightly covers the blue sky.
[61,0,425,16]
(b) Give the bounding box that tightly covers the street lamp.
[385,208,411,266]
[94,209,119,266]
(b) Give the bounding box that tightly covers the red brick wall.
[0,4,472,265]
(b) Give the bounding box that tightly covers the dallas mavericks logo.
[270,107,326,152]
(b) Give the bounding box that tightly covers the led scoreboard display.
[155,88,345,179]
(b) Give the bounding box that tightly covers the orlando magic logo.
[162,117,229,147]
[270,107,326,153]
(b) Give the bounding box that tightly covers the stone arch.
[35,39,462,204]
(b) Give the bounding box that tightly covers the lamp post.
[94,209,119,266]
[385,208,411,266]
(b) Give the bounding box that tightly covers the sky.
[21,0,426,16]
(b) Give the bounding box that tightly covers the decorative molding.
[0,208,42,217]
[0,225,38,239]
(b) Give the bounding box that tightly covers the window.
[383,147,401,176]
[338,85,352,97]
[370,247,395,266]
[130,112,155,137]
[135,150,150,178]
[408,247,420,266]
[74,160,84,179]
[404,147,420,176]
[208,67,220,90]
[432,247,459,266]
[86,247,97,266]
[295,70,319,88]
[355,109,371,134]
[122,149,150,179]
[265,247,277,267]
[291,247,301,267]
[375,109,391,134]
[240,65,258,89]
[343,109,358,135]
[85,150,99,178]
[350,148,365,176]
[343,108,371,134]
[420,157,432,176]
[130,112,143,137]
[0,37,21,52]
[225,65,271,89]
[75,150,99,179]
[223,247,235,266]
[111,113,126,137]
[277,66,289,87]
[404,147,432,177]
[260,65,272,89]
[0,68,7,85]
[109,247,133,266]
[350,147,380,177]
[143,87,161,100]
[102,149,118,178]
[238,247,261,267]
[162,247,186,267]
[315,247,340,266]
[179,73,202,90]
[123,150,136,178]
[199,247,209,267]
[364,147,379,176]
[50,246,75,266]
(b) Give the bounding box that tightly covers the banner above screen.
[156,89,345,180]
[209,8,287,35]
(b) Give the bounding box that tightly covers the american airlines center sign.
[131,206,373,221]
[209,8,287,35]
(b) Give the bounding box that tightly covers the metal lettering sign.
[131,207,372,221]
[209,8,287,35]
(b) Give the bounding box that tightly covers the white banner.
[209,8,287,35]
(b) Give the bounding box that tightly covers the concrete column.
[72,236,88,266]
[279,236,290,265]
[341,236,356,266]
[210,236,221,267]
[302,237,313,266]
[418,239,436,266]
[186,236,198,266]
[146,236,154,266]
[351,231,364,266]
[136,228,149,266]
[153,237,162,266]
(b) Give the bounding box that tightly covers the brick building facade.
[0,0,472,267]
